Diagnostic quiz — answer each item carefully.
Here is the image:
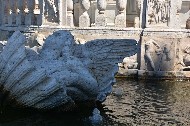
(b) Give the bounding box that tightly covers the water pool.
[0,79,190,126]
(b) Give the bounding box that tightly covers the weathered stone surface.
[0,30,137,109]
[79,13,90,27]
[95,14,107,27]
[115,14,126,27]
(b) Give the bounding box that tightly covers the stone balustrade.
[0,0,43,26]
[0,0,189,29]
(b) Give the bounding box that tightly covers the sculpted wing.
[83,39,138,101]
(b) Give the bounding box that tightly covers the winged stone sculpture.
[0,30,137,110]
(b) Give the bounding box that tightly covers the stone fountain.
[0,30,137,110]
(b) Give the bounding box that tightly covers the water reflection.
[0,79,190,126]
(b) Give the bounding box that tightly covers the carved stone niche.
[140,37,176,72]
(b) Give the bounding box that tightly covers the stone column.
[59,0,67,26]
[115,0,127,27]
[67,0,74,27]
[96,0,107,27]
[25,0,35,25]
[17,0,26,25]
[79,0,90,27]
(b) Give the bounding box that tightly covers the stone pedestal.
[96,14,106,27]
[79,12,90,27]
[115,14,126,27]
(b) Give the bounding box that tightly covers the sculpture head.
[40,30,76,60]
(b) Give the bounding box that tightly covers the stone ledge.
[117,70,190,81]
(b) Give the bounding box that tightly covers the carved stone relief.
[178,39,190,71]
[142,38,175,71]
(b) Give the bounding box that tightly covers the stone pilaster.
[79,0,90,27]
[169,0,182,29]
[96,0,107,27]
[59,0,67,26]
[115,0,127,27]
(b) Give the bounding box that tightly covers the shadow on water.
[1,79,190,126]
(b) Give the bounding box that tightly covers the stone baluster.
[9,0,17,25]
[17,0,26,25]
[3,0,10,25]
[67,0,74,27]
[96,0,107,27]
[79,0,90,27]
[25,0,35,25]
[134,0,141,28]
[115,0,127,27]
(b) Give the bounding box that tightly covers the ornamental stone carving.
[0,30,137,109]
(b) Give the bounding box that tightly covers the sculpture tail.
[0,31,69,109]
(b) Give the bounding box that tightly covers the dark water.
[1,79,190,126]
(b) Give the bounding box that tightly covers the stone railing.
[0,0,188,29]
[0,0,140,28]
[0,0,43,26]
